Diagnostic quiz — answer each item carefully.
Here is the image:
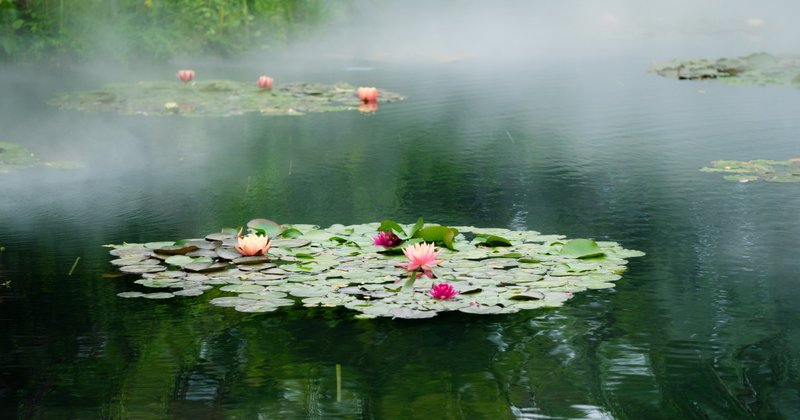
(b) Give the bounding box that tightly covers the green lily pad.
[154,244,199,255]
[107,220,643,319]
[141,292,175,299]
[559,239,605,259]
[164,255,194,267]
[651,53,800,87]
[219,284,265,293]
[701,158,800,183]
[117,291,145,298]
[119,265,166,274]
[50,80,406,117]
[184,262,228,273]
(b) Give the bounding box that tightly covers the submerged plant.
[177,70,195,83]
[429,283,458,300]
[357,87,379,103]
[372,231,401,248]
[257,75,273,90]
[236,232,272,256]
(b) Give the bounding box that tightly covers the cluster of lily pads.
[0,141,83,174]
[650,52,800,86]
[49,80,405,117]
[701,158,800,183]
[106,218,644,319]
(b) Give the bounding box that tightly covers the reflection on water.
[1,51,800,417]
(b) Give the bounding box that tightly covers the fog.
[277,0,798,66]
[1,0,798,221]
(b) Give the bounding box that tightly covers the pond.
[1,49,800,417]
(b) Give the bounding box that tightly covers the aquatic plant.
[401,242,444,278]
[50,81,405,117]
[651,53,800,86]
[701,158,800,183]
[105,218,645,319]
[372,231,401,248]
[236,232,272,256]
[257,76,273,90]
[177,70,195,83]
[357,87,379,103]
[429,283,459,300]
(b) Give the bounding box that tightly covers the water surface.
[1,51,799,418]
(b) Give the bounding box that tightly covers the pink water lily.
[372,231,401,248]
[357,87,379,103]
[177,69,195,83]
[400,242,444,274]
[429,283,459,300]
[257,75,273,90]
[236,233,272,256]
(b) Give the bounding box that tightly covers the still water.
[1,51,799,418]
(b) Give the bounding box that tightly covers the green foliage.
[1,0,343,64]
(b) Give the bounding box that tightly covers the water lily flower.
[236,233,272,256]
[357,87,379,103]
[177,69,195,83]
[258,75,273,90]
[372,231,401,248]
[429,283,459,300]
[400,242,444,274]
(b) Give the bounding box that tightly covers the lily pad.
[0,141,84,174]
[50,80,406,117]
[651,53,800,87]
[559,239,605,259]
[106,220,643,319]
[141,292,175,299]
[119,265,166,274]
[184,262,228,273]
[701,158,800,183]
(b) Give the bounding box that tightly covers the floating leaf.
[508,291,545,301]
[474,234,512,247]
[141,292,174,299]
[108,221,643,319]
[119,265,166,274]
[154,244,199,255]
[164,255,194,266]
[559,239,605,259]
[184,262,228,273]
[378,219,407,237]
[247,218,284,237]
[219,284,265,293]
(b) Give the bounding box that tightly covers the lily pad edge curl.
[104,219,645,320]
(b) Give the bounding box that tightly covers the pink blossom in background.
[357,87,379,103]
[177,69,195,83]
[258,75,273,90]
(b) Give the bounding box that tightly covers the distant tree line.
[0,0,342,64]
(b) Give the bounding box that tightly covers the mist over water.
[2,1,800,418]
